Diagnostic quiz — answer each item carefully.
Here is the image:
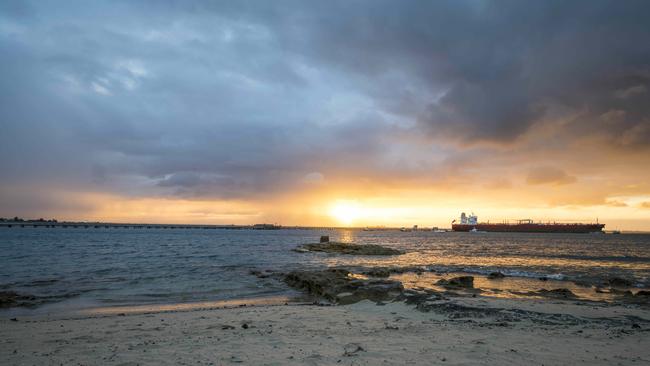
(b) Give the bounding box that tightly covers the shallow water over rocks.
[1,227,649,313]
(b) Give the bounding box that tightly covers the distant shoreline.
[0,221,437,231]
[1,222,646,233]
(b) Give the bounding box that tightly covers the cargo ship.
[452,212,604,233]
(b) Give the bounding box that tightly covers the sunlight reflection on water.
[1,228,649,310]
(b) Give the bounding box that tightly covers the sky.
[1,0,650,229]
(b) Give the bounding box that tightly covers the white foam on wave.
[427,265,568,282]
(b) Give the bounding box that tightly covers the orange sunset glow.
[1,1,649,231]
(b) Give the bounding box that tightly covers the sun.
[329,201,362,225]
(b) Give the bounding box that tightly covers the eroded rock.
[0,291,37,308]
[383,266,426,274]
[343,343,365,357]
[487,272,506,279]
[534,288,576,299]
[249,269,275,279]
[608,277,633,287]
[398,289,444,305]
[365,268,391,278]
[610,288,634,296]
[436,276,474,289]
[283,269,404,305]
[294,242,404,256]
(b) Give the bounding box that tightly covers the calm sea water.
[1,228,649,312]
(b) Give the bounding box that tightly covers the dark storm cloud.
[1,0,649,206]
[261,0,650,145]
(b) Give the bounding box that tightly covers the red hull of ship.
[452,223,605,233]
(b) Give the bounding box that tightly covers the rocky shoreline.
[279,267,650,309]
[3,259,650,365]
[293,241,404,255]
[3,265,649,311]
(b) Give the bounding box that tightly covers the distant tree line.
[0,217,58,223]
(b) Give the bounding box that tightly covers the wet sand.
[2,296,649,365]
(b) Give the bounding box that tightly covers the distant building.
[252,223,281,230]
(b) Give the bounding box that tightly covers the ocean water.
[1,228,649,313]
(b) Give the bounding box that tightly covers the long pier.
[0,222,346,230]
[0,223,242,229]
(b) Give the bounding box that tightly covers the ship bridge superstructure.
[459,212,478,225]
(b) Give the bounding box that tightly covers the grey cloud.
[1,0,649,208]
[0,187,95,218]
[157,172,211,188]
[253,0,650,145]
[615,85,647,99]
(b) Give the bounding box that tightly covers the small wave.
[466,267,566,281]
[425,265,567,281]
[139,293,178,298]
[509,271,565,280]
[91,268,118,275]
[423,265,650,288]
[42,291,82,300]
[22,278,62,287]
[522,254,650,263]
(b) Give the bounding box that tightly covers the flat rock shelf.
[293,242,404,256]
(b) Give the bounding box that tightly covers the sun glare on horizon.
[329,201,362,226]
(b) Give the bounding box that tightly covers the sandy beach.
[2,296,649,366]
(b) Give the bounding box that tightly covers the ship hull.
[452,223,605,233]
